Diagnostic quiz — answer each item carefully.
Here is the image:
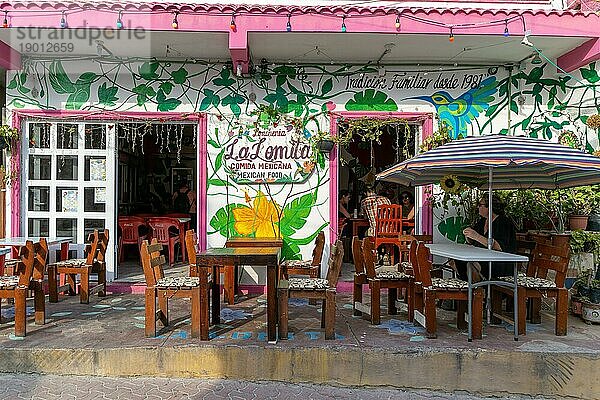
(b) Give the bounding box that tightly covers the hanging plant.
[336,116,411,147]
[420,123,452,153]
[0,165,18,187]
[0,125,20,153]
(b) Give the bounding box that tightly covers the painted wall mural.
[5,58,600,260]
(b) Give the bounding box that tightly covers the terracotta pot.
[569,215,589,231]
[571,297,583,316]
[582,301,600,324]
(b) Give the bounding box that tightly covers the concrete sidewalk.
[0,283,599,399]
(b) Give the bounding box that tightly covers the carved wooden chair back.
[140,239,166,287]
[325,240,344,287]
[397,234,417,262]
[32,238,48,282]
[351,236,365,275]
[361,237,377,279]
[407,239,419,278]
[311,231,326,266]
[530,242,570,287]
[375,204,403,238]
[415,242,433,288]
[16,241,36,287]
[185,230,197,266]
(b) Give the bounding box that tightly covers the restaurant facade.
[1,1,599,280]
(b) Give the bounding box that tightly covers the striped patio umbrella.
[377,134,600,190]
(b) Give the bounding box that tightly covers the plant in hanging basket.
[0,125,19,153]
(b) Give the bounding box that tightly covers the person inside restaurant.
[360,186,391,237]
[172,181,197,230]
[455,194,517,281]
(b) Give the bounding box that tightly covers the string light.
[171,12,179,29]
[3,11,8,28]
[116,11,123,29]
[341,15,346,32]
[503,20,509,37]
[286,14,291,32]
[230,14,236,31]
[60,11,67,28]
[449,28,454,42]
[395,13,400,30]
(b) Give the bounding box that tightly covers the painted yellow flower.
[232,191,281,237]
[440,174,462,194]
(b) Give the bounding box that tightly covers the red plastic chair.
[374,204,403,265]
[146,217,185,266]
[118,216,148,263]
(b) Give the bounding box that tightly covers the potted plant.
[564,186,599,230]
[0,125,19,153]
[311,131,336,153]
[573,268,600,323]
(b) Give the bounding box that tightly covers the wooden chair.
[147,217,185,266]
[354,237,412,325]
[374,204,403,264]
[278,240,344,340]
[141,237,212,340]
[118,216,148,262]
[412,241,484,339]
[491,242,570,336]
[352,236,368,317]
[280,231,325,279]
[48,229,108,304]
[0,240,45,337]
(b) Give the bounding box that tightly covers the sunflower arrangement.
[440,174,462,194]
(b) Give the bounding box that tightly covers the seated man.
[360,186,391,237]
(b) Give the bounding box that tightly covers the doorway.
[116,122,197,280]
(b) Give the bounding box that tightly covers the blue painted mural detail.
[410,76,498,139]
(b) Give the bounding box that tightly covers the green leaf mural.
[213,68,235,87]
[49,61,76,94]
[98,83,118,106]
[281,240,302,261]
[171,67,189,84]
[279,192,315,237]
[345,89,398,111]
[209,203,246,238]
[65,86,90,110]
[156,89,181,111]
[438,216,468,243]
[138,62,159,80]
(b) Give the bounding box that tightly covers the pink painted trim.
[557,38,600,73]
[329,115,339,244]
[198,115,208,251]
[12,109,204,240]
[420,116,435,236]
[10,112,22,238]
[0,6,598,38]
[330,111,434,236]
[0,40,21,70]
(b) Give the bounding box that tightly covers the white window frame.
[22,120,116,280]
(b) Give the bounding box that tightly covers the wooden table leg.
[211,265,220,326]
[267,263,277,342]
[0,253,5,276]
[60,242,69,261]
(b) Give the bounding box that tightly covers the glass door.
[24,120,117,280]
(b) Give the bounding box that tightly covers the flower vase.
[569,215,589,231]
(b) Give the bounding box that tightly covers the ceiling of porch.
[0,29,591,68]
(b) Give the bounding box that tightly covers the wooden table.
[426,243,528,341]
[196,247,281,342]
[348,218,369,238]
[0,237,71,261]
[224,237,283,304]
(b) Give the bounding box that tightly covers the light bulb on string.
[116,11,123,29]
[449,28,454,43]
[3,11,8,28]
[286,14,291,32]
[60,11,67,29]
[395,14,400,30]
[341,15,347,32]
[503,20,509,37]
[230,14,236,31]
[171,12,179,29]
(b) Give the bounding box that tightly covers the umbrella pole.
[487,168,493,325]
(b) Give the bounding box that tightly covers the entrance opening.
[336,118,418,263]
[116,122,197,281]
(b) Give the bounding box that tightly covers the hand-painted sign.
[224,125,314,184]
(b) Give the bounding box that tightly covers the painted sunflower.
[440,174,462,194]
